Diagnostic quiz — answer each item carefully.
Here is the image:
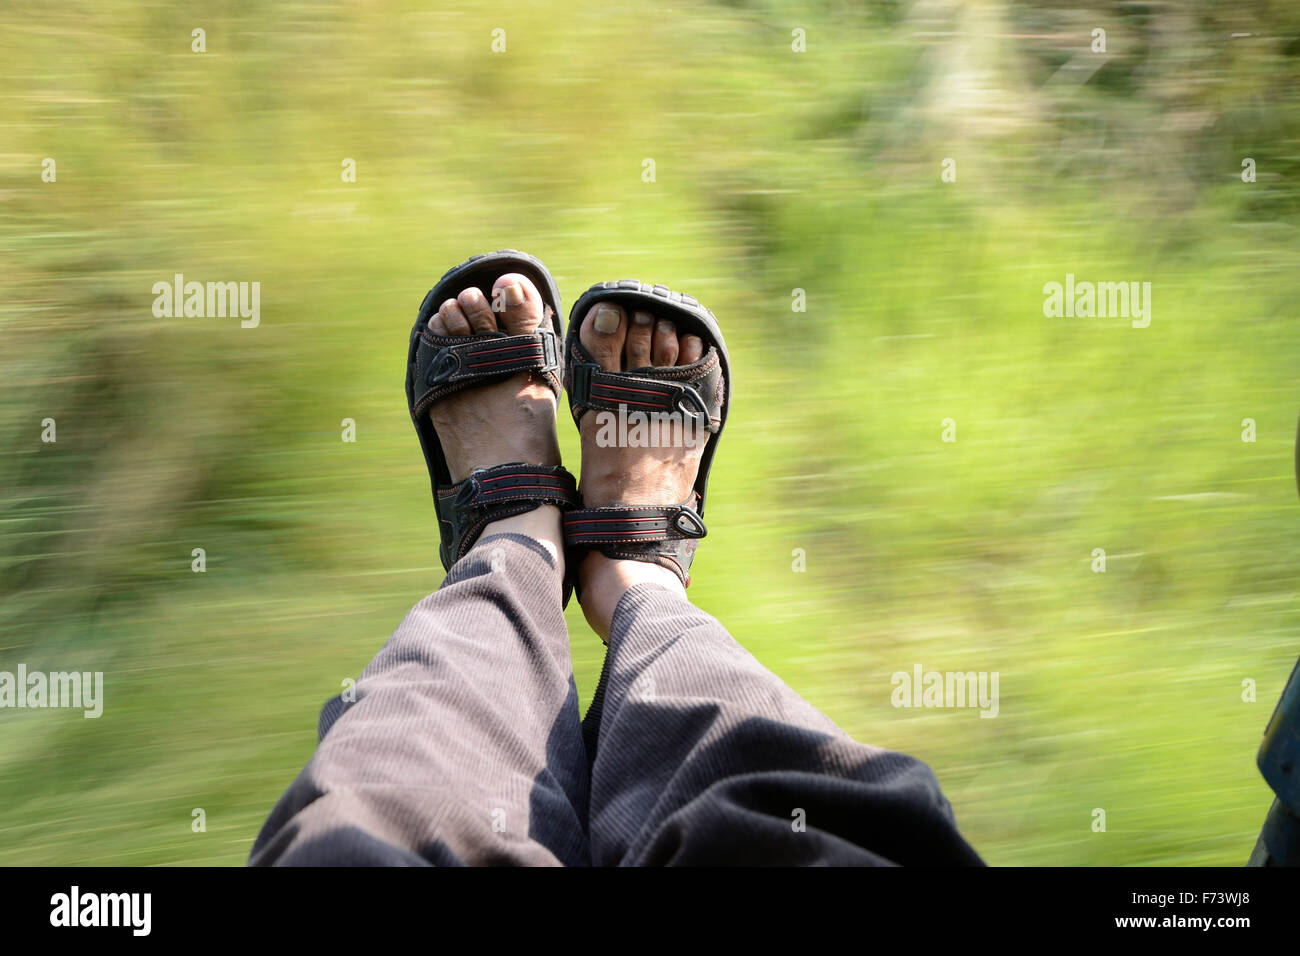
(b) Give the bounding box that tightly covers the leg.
[251,522,588,866]
[252,270,588,866]
[569,300,981,866]
[580,566,982,866]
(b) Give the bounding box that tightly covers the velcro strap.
[414,328,559,411]
[435,463,580,568]
[449,464,580,511]
[563,503,707,545]
[569,363,712,427]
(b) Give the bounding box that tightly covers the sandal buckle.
[674,384,710,427]
[672,507,707,538]
[570,362,599,402]
[454,474,483,508]
[427,347,461,386]
[537,329,559,374]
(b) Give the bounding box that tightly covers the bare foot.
[427,274,565,564]
[573,301,708,640]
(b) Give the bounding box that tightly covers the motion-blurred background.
[3,0,1299,865]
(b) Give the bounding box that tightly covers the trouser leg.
[250,533,589,866]
[582,584,983,866]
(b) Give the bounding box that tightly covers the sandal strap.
[567,360,720,431]
[563,496,707,587]
[412,327,561,416]
[436,463,580,568]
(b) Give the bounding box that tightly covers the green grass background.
[2,0,1299,864]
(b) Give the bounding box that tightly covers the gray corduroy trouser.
[249,534,983,866]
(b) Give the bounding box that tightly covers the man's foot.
[427,274,562,482]
[427,274,565,564]
[574,302,707,640]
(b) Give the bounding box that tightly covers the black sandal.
[562,280,731,587]
[405,250,581,588]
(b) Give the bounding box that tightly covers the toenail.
[633,311,653,326]
[593,306,621,334]
[656,320,674,334]
[504,282,525,307]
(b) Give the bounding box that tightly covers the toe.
[428,313,449,335]
[652,320,679,366]
[579,302,627,372]
[491,273,545,336]
[435,298,471,335]
[678,333,704,365]
[457,287,497,333]
[625,310,654,368]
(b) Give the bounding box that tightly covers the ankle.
[578,551,684,642]
[477,505,565,574]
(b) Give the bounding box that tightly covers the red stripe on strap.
[480,472,562,483]
[565,516,665,526]
[568,530,668,539]
[594,382,672,398]
[473,343,543,357]
[589,394,670,410]
[469,353,543,369]
[481,484,571,494]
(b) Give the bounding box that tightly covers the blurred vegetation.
[2,0,1300,864]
